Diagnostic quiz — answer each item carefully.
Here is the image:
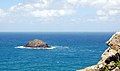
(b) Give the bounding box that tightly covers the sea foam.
[15,45,69,50]
[15,46,56,50]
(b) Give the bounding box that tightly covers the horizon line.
[0,31,116,33]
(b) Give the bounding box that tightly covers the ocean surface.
[0,32,114,71]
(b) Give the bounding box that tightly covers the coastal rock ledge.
[77,32,120,71]
[24,39,49,48]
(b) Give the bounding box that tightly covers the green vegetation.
[100,60,120,71]
[100,65,109,71]
[114,61,120,68]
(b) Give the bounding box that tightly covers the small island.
[24,39,50,48]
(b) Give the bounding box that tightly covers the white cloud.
[6,0,74,19]
[0,0,120,23]
[0,9,4,15]
[30,9,74,18]
[109,10,120,15]
[97,10,107,16]
[67,0,78,5]
[0,9,6,17]
[0,0,76,24]
[66,0,120,21]
[66,0,107,8]
[31,10,62,17]
[96,0,120,20]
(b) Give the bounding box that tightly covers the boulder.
[25,39,50,48]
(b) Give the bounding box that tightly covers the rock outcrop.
[25,39,50,48]
[77,32,120,71]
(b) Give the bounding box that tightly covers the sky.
[0,0,120,32]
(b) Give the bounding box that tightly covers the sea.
[0,32,114,71]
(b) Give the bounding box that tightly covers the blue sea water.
[0,32,114,71]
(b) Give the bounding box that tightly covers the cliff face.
[77,32,120,71]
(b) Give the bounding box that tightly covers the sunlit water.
[0,32,113,71]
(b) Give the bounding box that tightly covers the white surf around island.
[15,45,69,50]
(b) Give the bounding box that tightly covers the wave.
[15,46,56,50]
[15,45,69,50]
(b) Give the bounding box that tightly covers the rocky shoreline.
[77,32,120,71]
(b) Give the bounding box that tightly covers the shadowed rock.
[105,53,120,64]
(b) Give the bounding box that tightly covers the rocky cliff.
[77,32,120,71]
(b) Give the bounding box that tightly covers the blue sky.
[0,0,120,32]
[0,0,24,8]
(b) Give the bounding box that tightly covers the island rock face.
[25,39,49,48]
[77,32,120,71]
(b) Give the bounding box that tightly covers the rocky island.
[24,39,50,48]
[77,32,120,71]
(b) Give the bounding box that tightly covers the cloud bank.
[0,0,120,22]
[0,0,120,32]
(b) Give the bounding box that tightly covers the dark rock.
[105,53,120,64]
[25,39,50,48]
